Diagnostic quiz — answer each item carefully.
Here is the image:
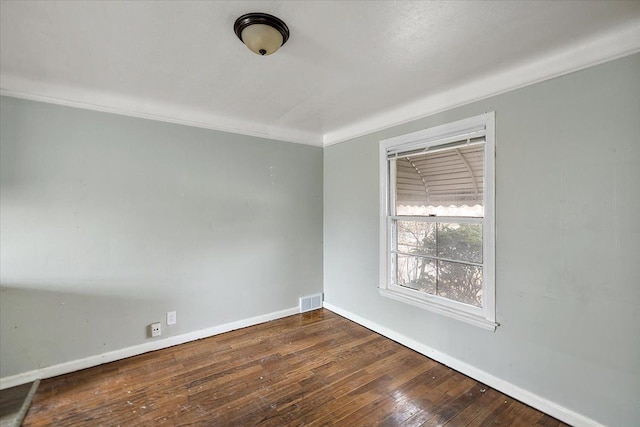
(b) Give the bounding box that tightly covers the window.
[379,112,497,330]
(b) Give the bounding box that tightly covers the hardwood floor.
[23,309,567,426]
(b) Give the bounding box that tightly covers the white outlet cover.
[151,322,161,337]
[167,311,177,326]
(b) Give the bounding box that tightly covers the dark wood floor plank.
[22,309,569,426]
[394,375,474,426]
[535,414,565,427]
[306,349,437,425]
[467,395,516,427]
[441,387,504,427]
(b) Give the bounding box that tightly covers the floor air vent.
[299,293,323,313]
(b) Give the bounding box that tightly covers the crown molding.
[0,83,323,147]
[322,20,640,146]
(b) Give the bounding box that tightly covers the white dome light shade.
[234,13,290,56]
[241,24,283,56]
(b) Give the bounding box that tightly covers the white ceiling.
[1,1,640,147]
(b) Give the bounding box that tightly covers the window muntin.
[380,113,496,330]
[394,220,483,307]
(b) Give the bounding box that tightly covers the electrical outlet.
[151,322,161,337]
[167,311,177,326]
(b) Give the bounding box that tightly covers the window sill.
[379,288,498,331]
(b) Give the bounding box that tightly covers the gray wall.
[324,53,640,426]
[0,96,323,377]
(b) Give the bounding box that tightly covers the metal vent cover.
[299,293,323,313]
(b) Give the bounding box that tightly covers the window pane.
[395,144,484,217]
[436,260,482,307]
[436,223,482,264]
[396,221,436,256]
[396,254,436,295]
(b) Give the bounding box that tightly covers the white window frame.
[379,112,497,331]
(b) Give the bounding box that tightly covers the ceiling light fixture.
[234,12,290,56]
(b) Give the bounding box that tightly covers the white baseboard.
[322,301,604,427]
[0,306,298,390]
